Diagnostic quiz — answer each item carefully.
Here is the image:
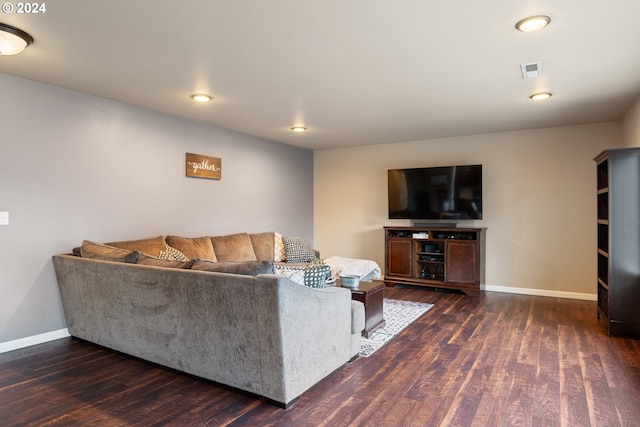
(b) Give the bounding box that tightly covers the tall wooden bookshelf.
[594,148,640,338]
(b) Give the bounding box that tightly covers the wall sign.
[186,153,222,180]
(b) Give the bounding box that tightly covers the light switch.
[0,211,8,225]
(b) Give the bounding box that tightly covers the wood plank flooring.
[1,286,639,426]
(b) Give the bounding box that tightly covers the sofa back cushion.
[166,235,217,261]
[249,232,276,261]
[210,233,258,262]
[107,235,167,257]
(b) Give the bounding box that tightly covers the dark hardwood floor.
[2,286,640,426]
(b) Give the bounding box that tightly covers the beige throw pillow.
[107,235,167,257]
[80,240,139,263]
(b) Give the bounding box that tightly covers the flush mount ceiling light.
[0,22,34,55]
[190,94,212,103]
[530,92,552,101]
[290,126,307,133]
[515,15,551,32]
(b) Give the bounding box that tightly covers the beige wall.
[0,73,313,346]
[623,95,640,147]
[314,122,622,298]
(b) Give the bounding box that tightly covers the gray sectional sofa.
[52,232,365,408]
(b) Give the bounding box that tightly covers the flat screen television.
[388,165,482,220]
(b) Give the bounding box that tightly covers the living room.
[4,68,638,351]
[1,1,640,424]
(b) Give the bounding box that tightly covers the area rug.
[359,298,434,358]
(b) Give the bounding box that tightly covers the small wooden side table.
[337,278,386,337]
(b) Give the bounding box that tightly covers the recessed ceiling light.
[190,94,212,103]
[515,15,551,33]
[291,126,307,133]
[0,22,34,55]
[530,92,552,101]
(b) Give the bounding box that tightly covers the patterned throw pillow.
[158,244,189,261]
[303,264,331,288]
[137,252,195,269]
[282,236,316,263]
[274,232,286,262]
[274,264,306,286]
[274,263,330,288]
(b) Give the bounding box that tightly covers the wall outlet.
[0,211,9,225]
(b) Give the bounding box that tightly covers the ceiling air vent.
[521,61,542,79]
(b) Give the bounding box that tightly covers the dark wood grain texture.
[1,286,639,426]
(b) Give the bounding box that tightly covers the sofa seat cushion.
[191,259,275,276]
[166,235,216,261]
[210,233,258,262]
[107,235,167,257]
[80,240,140,263]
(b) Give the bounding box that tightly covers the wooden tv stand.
[384,226,485,295]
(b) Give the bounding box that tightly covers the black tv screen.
[388,165,482,220]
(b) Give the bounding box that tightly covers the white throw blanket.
[323,256,382,281]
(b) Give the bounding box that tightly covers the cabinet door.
[386,238,412,278]
[446,241,478,284]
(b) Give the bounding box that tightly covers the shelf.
[596,156,608,190]
[597,278,609,290]
[597,223,608,253]
[597,252,608,284]
[597,282,609,317]
[597,192,609,221]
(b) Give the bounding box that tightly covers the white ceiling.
[1,1,639,150]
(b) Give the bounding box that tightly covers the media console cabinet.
[384,226,485,295]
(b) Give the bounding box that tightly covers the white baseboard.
[381,276,598,301]
[483,284,597,301]
[0,328,70,354]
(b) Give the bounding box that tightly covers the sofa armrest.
[253,276,353,404]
